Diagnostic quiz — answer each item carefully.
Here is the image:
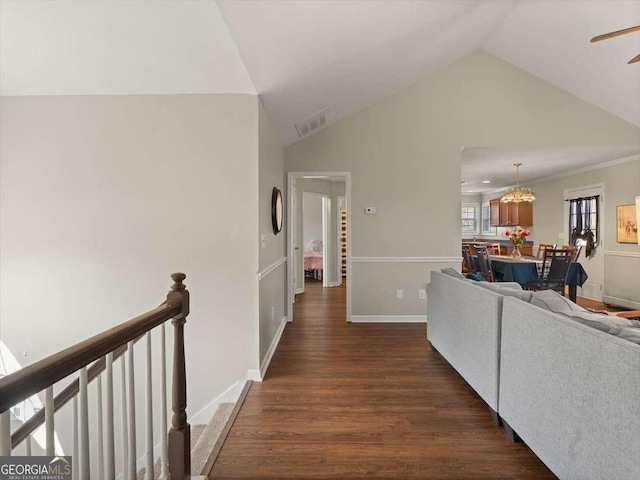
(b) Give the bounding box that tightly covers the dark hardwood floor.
[210,281,556,479]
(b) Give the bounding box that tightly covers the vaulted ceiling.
[1,0,639,147]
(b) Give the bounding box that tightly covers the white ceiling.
[483,0,640,128]
[1,0,639,149]
[217,0,517,146]
[0,0,255,95]
[461,146,640,194]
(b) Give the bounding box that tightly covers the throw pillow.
[440,268,465,280]
[466,273,486,282]
[608,326,640,345]
[530,290,587,314]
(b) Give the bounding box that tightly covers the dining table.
[490,255,588,302]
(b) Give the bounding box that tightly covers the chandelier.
[500,163,535,203]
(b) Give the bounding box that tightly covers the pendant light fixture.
[500,163,536,203]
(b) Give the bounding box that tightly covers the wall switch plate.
[418,289,426,300]
[364,207,376,215]
[396,289,403,299]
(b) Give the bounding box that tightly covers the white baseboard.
[602,295,640,310]
[328,281,341,287]
[350,315,427,323]
[189,380,246,426]
[246,369,262,381]
[295,287,304,294]
[260,316,287,379]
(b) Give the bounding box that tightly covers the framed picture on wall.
[616,204,638,244]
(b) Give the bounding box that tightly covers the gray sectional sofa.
[426,270,640,480]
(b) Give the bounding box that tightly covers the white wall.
[0,94,260,463]
[303,194,323,250]
[285,51,640,317]
[258,100,287,372]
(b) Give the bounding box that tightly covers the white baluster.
[79,367,90,478]
[72,397,78,480]
[45,386,54,455]
[97,375,104,479]
[105,353,116,480]
[127,341,137,480]
[159,323,168,480]
[145,332,154,480]
[25,435,31,456]
[0,410,10,455]
[120,354,129,480]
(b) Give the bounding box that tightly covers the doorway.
[287,172,351,323]
[301,192,329,288]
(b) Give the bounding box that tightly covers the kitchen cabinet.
[489,199,533,226]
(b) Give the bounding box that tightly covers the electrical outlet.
[418,289,426,300]
[396,289,403,299]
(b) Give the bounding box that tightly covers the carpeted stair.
[136,403,235,480]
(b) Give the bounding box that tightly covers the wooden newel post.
[167,273,191,479]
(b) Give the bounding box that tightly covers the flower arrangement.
[505,226,530,248]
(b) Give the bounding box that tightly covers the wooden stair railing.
[0,273,191,480]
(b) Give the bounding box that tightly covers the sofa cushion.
[608,326,640,345]
[530,290,587,314]
[474,282,533,302]
[440,268,465,280]
[562,311,640,333]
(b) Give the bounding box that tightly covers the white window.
[461,203,479,235]
[481,202,497,236]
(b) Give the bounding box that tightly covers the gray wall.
[285,51,640,317]
[258,100,287,368]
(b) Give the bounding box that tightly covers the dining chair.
[523,248,573,295]
[474,245,495,282]
[536,243,556,258]
[489,243,502,255]
[462,244,476,274]
[561,244,583,262]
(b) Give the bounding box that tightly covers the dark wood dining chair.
[536,243,556,258]
[523,248,574,296]
[462,244,476,274]
[562,244,583,262]
[474,245,495,282]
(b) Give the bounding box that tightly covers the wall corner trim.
[247,369,262,382]
[258,256,287,280]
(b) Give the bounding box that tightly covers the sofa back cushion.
[474,281,534,302]
[530,290,586,314]
[562,311,640,333]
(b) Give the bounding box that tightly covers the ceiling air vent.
[295,108,329,138]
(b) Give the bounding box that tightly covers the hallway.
[210,281,555,479]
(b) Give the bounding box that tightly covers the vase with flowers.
[505,226,530,258]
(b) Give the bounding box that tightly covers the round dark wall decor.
[271,187,283,234]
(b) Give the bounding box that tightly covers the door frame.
[336,195,346,286]
[287,172,352,323]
